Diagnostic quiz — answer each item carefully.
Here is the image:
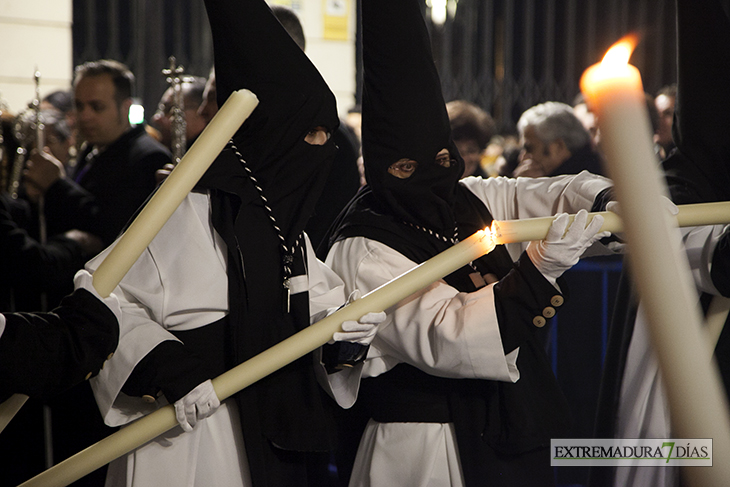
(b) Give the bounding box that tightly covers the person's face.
[455,139,482,178]
[152,87,209,150]
[74,74,131,147]
[198,76,218,125]
[387,148,452,179]
[654,94,675,149]
[519,125,568,176]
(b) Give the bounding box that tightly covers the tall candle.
[20,230,496,487]
[581,37,730,485]
[92,89,259,297]
[491,201,730,245]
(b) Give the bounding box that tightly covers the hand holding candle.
[20,228,497,487]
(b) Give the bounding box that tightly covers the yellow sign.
[323,0,349,41]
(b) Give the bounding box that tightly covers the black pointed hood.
[663,0,730,204]
[197,2,341,479]
[201,0,339,241]
[361,0,464,236]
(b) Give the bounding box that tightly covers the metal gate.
[427,0,684,133]
[72,0,729,132]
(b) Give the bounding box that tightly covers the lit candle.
[581,37,730,484]
[20,230,497,487]
[92,89,259,298]
[491,201,730,245]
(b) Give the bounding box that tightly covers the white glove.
[174,379,220,432]
[328,290,387,346]
[332,312,387,346]
[526,209,609,283]
[73,269,123,325]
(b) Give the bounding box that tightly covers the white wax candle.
[21,230,496,487]
[491,201,730,245]
[92,89,259,297]
[581,38,730,485]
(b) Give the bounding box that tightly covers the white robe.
[324,172,614,487]
[614,223,729,487]
[79,191,347,487]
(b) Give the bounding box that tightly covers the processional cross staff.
[162,56,195,166]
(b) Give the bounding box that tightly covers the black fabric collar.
[327,183,515,292]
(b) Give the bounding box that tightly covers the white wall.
[0,0,74,115]
[0,0,357,118]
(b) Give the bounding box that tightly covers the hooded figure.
[80,1,386,486]
[590,1,730,486]
[323,1,615,486]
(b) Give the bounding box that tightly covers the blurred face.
[45,128,72,166]
[455,139,482,178]
[74,74,131,147]
[152,87,209,150]
[519,125,569,176]
[654,94,675,149]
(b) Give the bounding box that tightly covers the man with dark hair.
[24,59,172,246]
[74,60,134,106]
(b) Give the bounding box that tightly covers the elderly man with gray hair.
[513,101,605,178]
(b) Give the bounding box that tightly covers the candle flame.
[488,222,498,239]
[600,35,638,70]
[478,225,497,254]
